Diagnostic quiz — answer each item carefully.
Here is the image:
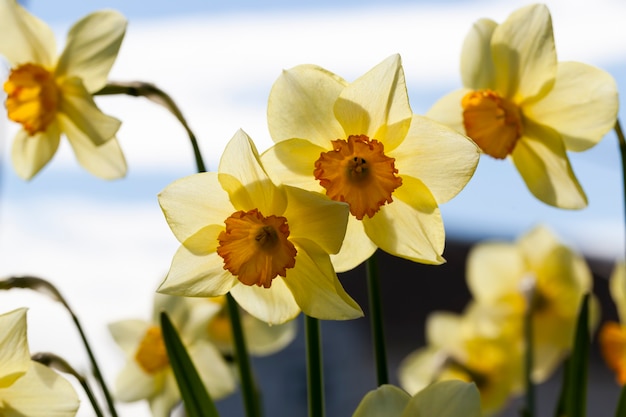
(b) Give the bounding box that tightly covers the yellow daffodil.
[0,308,79,417]
[352,380,481,417]
[599,262,626,384]
[108,294,236,417]
[192,296,297,356]
[466,225,595,382]
[157,129,362,325]
[261,54,479,272]
[0,0,127,179]
[427,4,618,208]
[398,303,522,415]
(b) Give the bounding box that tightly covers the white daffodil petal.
[108,319,151,355]
[330,216,377,273]
[158,172,233,244]
[392,115,479,204]
[492,4,556,102]
[352,385,410,417]
[58,77,121,147]
[219,130,286,215]
[149,372,179,417]
[512,121,587,209]
[461,18,498,89]
[336,54,412,152]
[268,64,346,146]
[230,277,300,325]
[425,89,468,135]
[115,360,159,402]
[0,308,30,387]
[284,238,363,320]
[11,124,61,180]
[0,362,79,417]
[363,176,444,265]
[64,132,127,180]
[525,61,619,152]
[0,0,55,66]
[158,246,238,297]
[55,10,127,92]
[283,185,349,255]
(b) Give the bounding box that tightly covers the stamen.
[217,209,297,288]
[461,89,523,159]
[134,326,169,374]
[314,135,402,220]
[4,63,59,135]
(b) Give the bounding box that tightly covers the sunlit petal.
[425,89,468,135]
[466,242,525,303]
[461,18,498,89]
[353,385,410,417]
[108,319,151,355]
[11,124,61,180]
[330,216,377,273]
[402,380,481,417]
[63,131,127,180]
[229,277,300,325]
[260,139,327,192]
[0,308,30,388]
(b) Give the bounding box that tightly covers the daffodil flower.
[157,129,362,324]
[0,308,79,417]
[427,4,618,208]
[466,225,595,382]
[352,380,481,417]
[108,294,236,417]
[0,0,127,179]
[261,54,479,272]
[599,262,626,384]
[398,303,522,415]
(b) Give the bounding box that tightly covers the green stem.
[616,119,626,261]
[95,82,206,173]
[226,293,261,417]
[305,315,325,417]
[366,252,388,386]
[522,301,535,417]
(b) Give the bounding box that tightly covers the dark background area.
[214,238,622,417]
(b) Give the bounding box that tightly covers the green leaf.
[554,293,589,417]
[160,312,220,417]
[614,385,626,417]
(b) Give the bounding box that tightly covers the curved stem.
[305,315,325,417]
[226,293,262,417]
[366,253,388,385]
[95,81,206,173]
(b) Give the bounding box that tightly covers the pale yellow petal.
[64,132,127,180]
[426,312,462,349]
[108,319,150,355]
[187,342,236,399]
[260,139,326,191]
[363,175,444,265]
[425,89,468,135]
[11,124,61,180]
[229,277,300,325]
[0,0,55,66]
[242,314,297,356]
[57,77,121,147]
[218,130,286,215]
[114,359,158,402]
[461,18,498,89]
[402,380,481,417]
[283,185,349,255]
[610,263,626,324]
[352,385,410,417]
[511,121,587,209]
[516,225,560,268]
[283,238,363,320]
[148,372,179,417]
[524,61,619,152]
[330,216,377,273]
[158,246,238,297]
[55,10,127,92]
[492,4,556,102]
[0,308,30,387]
[1,361,79,417]
[158,172,233,244]
[182,225,223,255]
[268,64,346,146]
[398,347,443,395]
[466,242,526,303]
[391,115,479,204]
[335,54,411,152]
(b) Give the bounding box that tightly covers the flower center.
[134,326,169,374]
[217,209,297,288]
[4,63,59,135]
[313,135,402,220]
[461,89,523,159]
